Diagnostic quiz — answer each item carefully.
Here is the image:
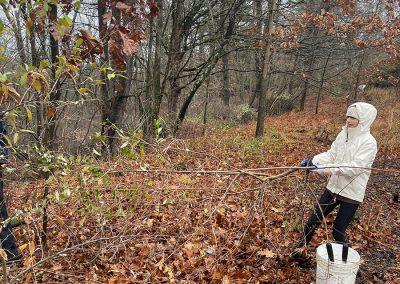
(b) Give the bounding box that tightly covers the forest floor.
[5,93,400,283]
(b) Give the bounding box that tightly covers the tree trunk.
[43,3,61,150]
[167,0,185,128]
[175,51,221,133]
[20,1,43,138]
[352,50,365,103]
[288,54,298,95]
[143,0,163,141]
[107,60,134,156]
[220,0,230,106]
[98,0,113,157]
[221,52,230,106]
[143,17,155,140]
[174,0,246,133]
[249,0,263,108]
[203,76,211,135]
[299,42,315,112]
[315,51,331,114]
[152,0,163,125]
[255,0,277,137]
[299,0,321,112]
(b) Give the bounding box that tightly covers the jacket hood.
[346,102,377,133]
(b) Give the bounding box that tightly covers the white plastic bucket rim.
[316,243,360,284]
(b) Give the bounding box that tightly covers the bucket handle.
[326,243,334,262]
[342,244,349,263]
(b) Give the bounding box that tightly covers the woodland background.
[0,0,399,282]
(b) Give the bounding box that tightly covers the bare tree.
[255,0,277,137]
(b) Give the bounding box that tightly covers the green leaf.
[32,80,42,92]
[73,0,81,9]
[78,87,89,94]
[75,38,83,47]
[99,66,112,72]
[107,73,116,80]
[116,208,126,217]
[55,191,60,202]
[59,16,72,28]
[3,135,12,147]
[58,56,67,65]
[39,60,50,69]
[55,67,63,78]
[20,73,28,86]
[0,72,10,83]
[0,19,4,36]
[115,73,128,79]
[13,132,19,144]
[25,107,33,121]
[43,2,49,12]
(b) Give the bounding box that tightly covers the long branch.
[103,166,400,176]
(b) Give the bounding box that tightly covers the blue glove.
[300,159,308,167]
[300,159,316,168]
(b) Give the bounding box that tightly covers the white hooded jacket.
[312,102,378,203]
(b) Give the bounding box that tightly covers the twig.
[12,234,139,281]
[238,168,299,245]
[1,256,7,284]
[203,173,241,225]
[362,233,394,249]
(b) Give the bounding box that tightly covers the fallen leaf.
[257,249,276,258]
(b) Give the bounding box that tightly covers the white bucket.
[316,243,360,284]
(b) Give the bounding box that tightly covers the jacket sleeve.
[311,133,341,173]
[326,139,377,177]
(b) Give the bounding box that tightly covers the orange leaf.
[46,107,56,119]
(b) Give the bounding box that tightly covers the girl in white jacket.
[299,102,378,247]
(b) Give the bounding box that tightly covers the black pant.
[0,175,19,260]
[300,189,359,246]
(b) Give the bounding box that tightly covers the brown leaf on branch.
[115,1,131,13]
[46,107,56,119]
[27,71,49,94]
[0,85,21,104]
[29,6,47,35]
[108,26,144,69]
[76,29,103,60]
[109,38,126,70]
[119,29,139,56]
